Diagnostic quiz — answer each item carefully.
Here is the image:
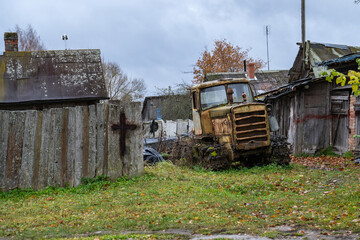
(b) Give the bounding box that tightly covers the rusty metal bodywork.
[191,78,271,161]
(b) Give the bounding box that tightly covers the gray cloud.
[1,0,359,95]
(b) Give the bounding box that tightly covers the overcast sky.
[0,0,359,95]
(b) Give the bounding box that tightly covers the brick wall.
[348,95,356,151]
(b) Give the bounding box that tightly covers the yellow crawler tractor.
[187,77,290,169]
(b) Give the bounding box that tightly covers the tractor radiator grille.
[234,110,269,145]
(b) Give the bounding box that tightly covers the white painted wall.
[143,119,193,138]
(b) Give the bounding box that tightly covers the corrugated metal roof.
[319,52,360,67]
[289,41,360,82]
[0,49,108,104]
[308,42,360,66]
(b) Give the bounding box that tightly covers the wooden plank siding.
[0,103,143,191]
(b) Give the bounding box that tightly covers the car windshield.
[200,85,227,110]
[228,83,254,103]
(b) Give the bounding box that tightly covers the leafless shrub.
[102,60,146,102]
[14,24,46,51]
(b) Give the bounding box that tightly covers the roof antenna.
[301,0,306,60]
[265,25,270,71]
[62,34,68,50]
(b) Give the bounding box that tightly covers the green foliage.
[315,145,338,157]
[77,233,188,240]
[343,151,354,159]
[81,175,110,185]
[210,151,217,157]
[296,146,340,157]
[156,82,192,120]
[321,58,360,96]
[295,152,312,158]
[295,147,354,159]
[160,152,169,159]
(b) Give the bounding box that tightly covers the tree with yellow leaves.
[193,39,264,83]
[320,59,360,96]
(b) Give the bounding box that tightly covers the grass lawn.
[0,157,360,239]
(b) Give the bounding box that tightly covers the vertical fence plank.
[5,111,26,189]
[0,111,10,190]
[20,111,38,189]
[82,106,89,178]
[96,104,105,177]
[39,109,51,189]
[46,109,56,187]
[122,102,144,177]
[51,108,63,187]
[107,104,122,180]
[67,108,76,187]
[88,105,97,178]
[74,106,84,186]
[32,111,43,190]
[60,109,69,187]
[5,112,15,189]
[104,104,109,175]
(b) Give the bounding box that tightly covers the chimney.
[4,32,18,52]
[247,62,255,79]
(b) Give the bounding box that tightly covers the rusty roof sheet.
[319,52,360,67]
[0,49,108,104]
[308,42,360,66]
[289,41,360,82]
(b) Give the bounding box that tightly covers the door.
[330,91,349,153]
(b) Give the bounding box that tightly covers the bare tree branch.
[155,82,192,120]
[14,24,46,51]
[102,60,146,102]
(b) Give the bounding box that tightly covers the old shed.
[265,41,360,154]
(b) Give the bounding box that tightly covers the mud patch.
[270,225,359,239]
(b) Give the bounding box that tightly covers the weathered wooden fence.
[0,103,143,191]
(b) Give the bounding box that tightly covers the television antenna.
[62,34,68,50]
[265,25,270,71]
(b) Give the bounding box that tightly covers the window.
[192,91,198,109]
[228,83,254,103]
[200,85,227,110]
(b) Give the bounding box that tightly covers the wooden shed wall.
[0,103,143,191]
[298,81,331,153]
[271,81,333,154]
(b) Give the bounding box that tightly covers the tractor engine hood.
[209,103,266,119]
[209,106,232,118]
